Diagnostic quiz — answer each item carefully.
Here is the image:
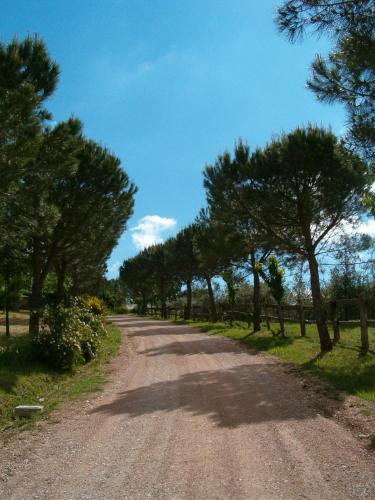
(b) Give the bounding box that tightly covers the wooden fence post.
[277,304,285,337]
[247,313,251,328]
[298,303,306,337]
[265,306,270,330]
[330,301,340,342]
[359,298,369,351]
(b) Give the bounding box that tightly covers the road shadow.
[90,362,334,428]
[109,316,202,336]
[130,326,204,337]
[138,338,256,357]
[114,321,177,329]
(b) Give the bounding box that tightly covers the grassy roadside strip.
[171,318,375,406]
[0,324,122,434]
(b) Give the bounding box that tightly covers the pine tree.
[277,1,375,159]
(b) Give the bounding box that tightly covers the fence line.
[143,296,373,350]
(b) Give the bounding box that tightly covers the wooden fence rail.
[143,296,373,350]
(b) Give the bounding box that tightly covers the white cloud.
[131,215,177,250]
[94,45,178,90]
[129,46,177,81]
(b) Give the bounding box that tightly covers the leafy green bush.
[81,295,107,315]
[33,299,106,370]
[116,304,129,314]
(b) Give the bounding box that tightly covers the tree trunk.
[277,303,285,337]
[71,268,80,296]
[141,292,147,315]
[5,269,10,337]
[330,301,340,342]
[185,279,192,320]
[229,296,234,326]
[5,305,10,337]
[29,276,42,337]
[359,297,369,351]
[161,298,167,319]
[29,239,46,337]
[265,306,270,330]
[251,250,261,332]
[298,303,306,337]
[307,251,332,352]
[205,275,217,322]
[56,259,67,304]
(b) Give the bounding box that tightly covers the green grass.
[0,324,122,433]
[175,319,375,405]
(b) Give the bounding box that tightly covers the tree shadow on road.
[109,317,203,336]
[138,338,256,357]
[109,320,167,328]
[90,362,339,428]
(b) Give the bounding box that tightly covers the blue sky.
[3,0,349,277]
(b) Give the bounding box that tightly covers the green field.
[175,319,375,405]
[0,314,122,433]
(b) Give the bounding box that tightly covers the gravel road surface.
[1,315,374,499]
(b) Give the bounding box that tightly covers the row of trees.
[121,0,374,353]
[120,218,234,322]
[0,36,136,336]
[121,127,371,352]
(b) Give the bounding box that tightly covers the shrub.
[0,334,35,367]
[116,304,129,314]
[101,290,117,311]
[33,299,106,370]
[81,295,107,316]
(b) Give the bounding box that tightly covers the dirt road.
[1,316,374,499]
